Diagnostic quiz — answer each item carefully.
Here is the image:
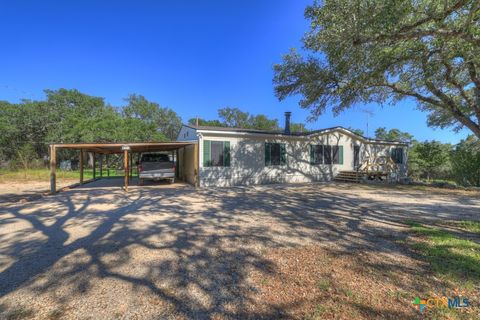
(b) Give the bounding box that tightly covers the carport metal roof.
[52,141,196,154]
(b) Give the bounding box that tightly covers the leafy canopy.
[189,107,281,131]
[409,140,452,181]
[374,127,414,142]
[274,0,480,137]
[188,107,312,132]
[0,89,182,161]
[451,135,480,186]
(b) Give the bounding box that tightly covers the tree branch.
[424,79,480,137]
[464,59,480,122]
[353,0,478,46]
[355,28,480,47]
[417,53,480,136]
[381,83,442,106]
[466,60,480,91]
[442,58,478,113]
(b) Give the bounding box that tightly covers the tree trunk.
[88,152,94,168]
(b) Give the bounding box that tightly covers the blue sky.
[0,0,469,144]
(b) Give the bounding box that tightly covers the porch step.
[334,171,362,183]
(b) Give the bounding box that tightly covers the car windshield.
[141,154,170,162]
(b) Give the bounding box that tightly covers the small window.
[203,140,230,167]
[391,147,404,164]
[265,142,286,166]
[310,144,343,165]
[310,145,324,164]
[210,141,224,166]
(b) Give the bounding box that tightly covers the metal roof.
[51,141,197,154]
[184,124,409,145]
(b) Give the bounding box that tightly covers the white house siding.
[177,144,197,185]
[363,142,408,177]
[177,126,198,142]
[198,129,408,187]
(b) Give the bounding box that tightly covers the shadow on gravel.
[0,181,479,318]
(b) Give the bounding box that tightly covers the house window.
[332,146,343,164]
[310,144,343,165]
[310,145,324,164]
[265,142,286,166]
[203,140,230,167]
[391,147,404,164]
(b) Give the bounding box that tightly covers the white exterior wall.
[198,130,407,187]
[177,144,197,185]
[177,126,197,142]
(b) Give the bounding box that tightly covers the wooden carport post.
[124,148,129,192]
[99,154,103,177]
[50,145,56,194]
[194,142,199,187]
[80,149,84,184]
[129,152,133,178]
[92,152,96,179]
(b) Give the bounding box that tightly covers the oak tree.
[274,0,480,137]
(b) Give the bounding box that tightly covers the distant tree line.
[188,107,309,133]
[0,89,182,168]
[372,127,480,187]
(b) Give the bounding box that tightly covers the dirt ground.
[0,180,77,203]
[0,180,479,319]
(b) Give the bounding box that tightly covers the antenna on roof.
[359,108,374,137]
[195,116,199,127]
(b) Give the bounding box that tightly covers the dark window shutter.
[339,146,343,165]
[280,144,286,165]
[310,145,314,164]
[331,146,339,164]
[265,142,271,166]
[324,145,332,164]
[203,140,211,167]
[223,141,230,167]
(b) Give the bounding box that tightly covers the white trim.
[196,129,307,140]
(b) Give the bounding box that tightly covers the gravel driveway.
[0,180,479,319]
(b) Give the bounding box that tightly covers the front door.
[354,145,360,170]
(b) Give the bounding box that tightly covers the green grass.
[304,304,326,320]
[343,288,354,298]
[458,221,480,234]
[0,168,130,183]
[406,221,480,285]
[317,279,331,291]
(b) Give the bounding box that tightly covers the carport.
[49,142,198,193]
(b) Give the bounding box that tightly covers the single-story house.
[177,112,408,187]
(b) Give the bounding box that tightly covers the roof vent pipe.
[284,111,291,135]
